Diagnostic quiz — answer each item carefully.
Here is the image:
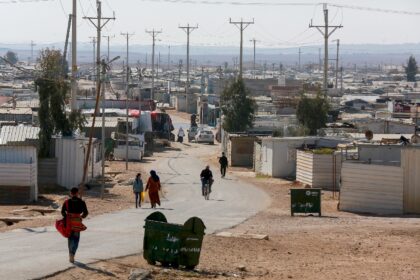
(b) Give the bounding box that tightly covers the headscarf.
[150,170,160,182]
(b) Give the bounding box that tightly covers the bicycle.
[202,180,210,200]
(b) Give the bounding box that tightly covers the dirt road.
[49,152,420,280]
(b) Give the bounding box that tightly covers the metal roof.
[0,126,40,145]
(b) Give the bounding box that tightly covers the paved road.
[0,144,270,280]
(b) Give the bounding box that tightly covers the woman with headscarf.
[145,170,161,208]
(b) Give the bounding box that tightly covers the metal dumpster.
[143,212,206,269]
[290,188,321,216]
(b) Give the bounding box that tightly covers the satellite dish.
[365,130,373,141]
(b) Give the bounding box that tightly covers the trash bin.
[143,211,206,269]
[290,188,321,216]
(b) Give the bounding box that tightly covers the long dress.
[146,177,161,207]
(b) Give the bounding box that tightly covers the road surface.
[0,143,269,280]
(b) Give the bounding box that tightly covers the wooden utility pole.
[249,38,258,79]
[102,34,115,61]
[71,0,77,111]
[230,18,254,79]
[332,39,340,89]
[82,0,115,197]
[179,24,198,113]
[121,32,134,171]
[146,29,162,101]
[309,3,342,93]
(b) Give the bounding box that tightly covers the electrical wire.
[58,0,68,18]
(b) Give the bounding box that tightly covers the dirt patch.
[0,160,152,233]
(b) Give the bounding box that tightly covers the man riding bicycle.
[200,165,213,196]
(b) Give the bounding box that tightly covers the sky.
[0,0,420,50]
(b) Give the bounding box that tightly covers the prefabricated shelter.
[340,161,403,214]
[358,144,402,164]
[340,145,420,215]
[254,137,317,178]
[55,137,102,189]
[0,145,38,203]
[257,137,349,179]
[296,149,342,190]
[227,134,258,167]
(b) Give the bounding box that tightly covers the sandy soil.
[45,134,420,280]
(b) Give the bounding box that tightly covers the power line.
[2,0,420,16]
[137,0,420,15]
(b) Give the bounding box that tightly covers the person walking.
[133,173,144,208]
[145,170,162,208]
[61,187,88,264]
[219,152,228,178]
[178,127,185,143]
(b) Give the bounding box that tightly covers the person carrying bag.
[59,187,88,263]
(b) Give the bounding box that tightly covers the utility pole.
[332,39,340,89]
[229,18,254,79]
[83,0,115,198]
[121,32,134,171]
[298,48,302,71]
[88,37,96,87]
[318,48,322,72]
[157,52,161,79]
[249,38,258,79]
[30,40,36,64]
[167,45,171,71]
[146,29,162,101]
[71,0,77,111]
[179,23,198,112]
[102,34,115,61]
[309,3,343,93]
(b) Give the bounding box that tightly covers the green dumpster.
[143,212,206,269]
[290,188,321,216]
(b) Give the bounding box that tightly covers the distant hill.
[1,42,419,66]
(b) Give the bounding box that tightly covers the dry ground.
[0,161,149,233]
[0,111,192,233]
[45,151,420,280]
[6,111,420,279]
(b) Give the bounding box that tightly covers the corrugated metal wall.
[55,138,101,189]
[296,150,341,189]
[56,138,85,189]
[0,146,38,202]
[340,162,403,215]
[0,145,36,164]
[253,141,263,173]
[296,150,313,186]
[402,148,420,214]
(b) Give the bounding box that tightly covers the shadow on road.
[73,262,116,277]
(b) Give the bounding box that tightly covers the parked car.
[195,130,214,145]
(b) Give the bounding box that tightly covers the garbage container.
[143,211,206,269]
[290,188,321,216]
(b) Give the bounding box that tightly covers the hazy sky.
[0,0,419,48]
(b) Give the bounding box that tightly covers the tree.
[220,79,256,133]
[35,49,85,158]
[405,55,418,82]
[4,51,18,65]
[296,92,330,135]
